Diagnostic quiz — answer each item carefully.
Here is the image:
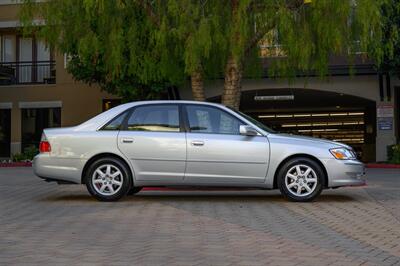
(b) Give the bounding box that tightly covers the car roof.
[75,100,227,132]
[121,100,225,108]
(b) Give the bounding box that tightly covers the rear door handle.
[191,140,204,146]
[122,138,134,143]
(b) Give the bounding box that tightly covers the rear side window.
[126,105,180,132]
[102,111,128,131]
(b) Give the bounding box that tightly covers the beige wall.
[0,32,117,155]
[0,4,118,156]
[0,4,19,21]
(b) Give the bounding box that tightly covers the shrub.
[387,144,400,164]
[12,145,39,162]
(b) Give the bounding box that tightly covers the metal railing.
[0,60,56,85]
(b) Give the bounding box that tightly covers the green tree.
[21,0,390,108]
[20,0,186,101]
[380,0,400,76]
[217,0,388,109]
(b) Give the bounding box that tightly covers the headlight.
[330,148,356,160]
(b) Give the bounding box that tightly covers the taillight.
[39,133,51,153]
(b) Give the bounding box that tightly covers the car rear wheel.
[277,157,324,202]
[85,157,131,201]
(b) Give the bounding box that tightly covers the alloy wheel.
[284,164,318,197]
[92,164,124,196]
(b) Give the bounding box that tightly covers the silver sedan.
[33,100,365,201]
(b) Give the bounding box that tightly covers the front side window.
[186,105,242,135]
[126,105,180,132]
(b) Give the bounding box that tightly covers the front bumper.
[323,159,366,188]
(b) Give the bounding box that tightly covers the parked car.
[33,101,365,202]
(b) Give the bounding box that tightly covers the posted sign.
[377,104,394,130]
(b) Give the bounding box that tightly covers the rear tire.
[277,157,324,202]
[85,157,131,201]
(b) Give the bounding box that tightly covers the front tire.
[277,157,324,202]
[85,157,131,201]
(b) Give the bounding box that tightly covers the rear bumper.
[323,159,366,188]
[33,154,85,184]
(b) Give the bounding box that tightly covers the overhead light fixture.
[258,115,275,118]
[276,114,293,118]
[312,113,329,117]
[330,113,348,116]
[294,114,311,117]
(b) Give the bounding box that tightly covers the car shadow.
[43,191,355,203]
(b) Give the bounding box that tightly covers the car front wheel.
[85,157,131,201]
[277,157,324,202]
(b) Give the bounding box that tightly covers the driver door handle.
[191,140,204,146]
[122,138,134,143]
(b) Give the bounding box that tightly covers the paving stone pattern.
[0,167,399,265]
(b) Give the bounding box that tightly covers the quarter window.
[102,112,128,131]
[126,105,180,132]
[186,105,242,135]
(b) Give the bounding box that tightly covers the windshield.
[229,108,276,133]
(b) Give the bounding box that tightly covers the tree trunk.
[190,69,205,101]
[222,55,242,109]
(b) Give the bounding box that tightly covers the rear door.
[184,104,269,184]
[117,104,186,182]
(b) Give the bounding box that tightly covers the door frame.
[0,108,11,158]
[119,102,188,133]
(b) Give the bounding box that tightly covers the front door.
[0,109,11,157]
[184,104,269,184]
[117,104,186,182]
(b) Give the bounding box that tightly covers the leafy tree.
[217,0,388,109]
[20,0,186,101]
[380,0,400,76]
[20,0,391,108]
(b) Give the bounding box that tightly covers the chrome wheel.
[284,164,318,197]
[92,164,124,196]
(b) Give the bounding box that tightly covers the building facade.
[0,1,398,162]
[0,2,118,158]
[180,68,399,162]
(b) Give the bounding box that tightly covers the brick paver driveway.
[0,167,399,266]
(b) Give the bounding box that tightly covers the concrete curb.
[0,162,32,167]
[366,163,400,169]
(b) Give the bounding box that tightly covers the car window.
[102,111,128,131]
[126,105,180,132]
[186,105,242,135]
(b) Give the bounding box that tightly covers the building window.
[21,107,61,150]
[0,34,55,85]
[259,30,286,58]
[103,99,122,111]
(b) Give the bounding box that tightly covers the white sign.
[377,104,394,118]
[254,95,294,101]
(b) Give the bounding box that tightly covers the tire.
[85,157,132,201]
[127,186,143,195]
[277,157,324,202]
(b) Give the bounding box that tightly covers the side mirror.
[239,125,258,136]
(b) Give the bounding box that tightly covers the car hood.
[270,133,352,149]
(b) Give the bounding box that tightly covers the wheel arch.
[81,152,133,184]
[272,154,329,189]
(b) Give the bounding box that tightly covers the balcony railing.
[0,61,56,85]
